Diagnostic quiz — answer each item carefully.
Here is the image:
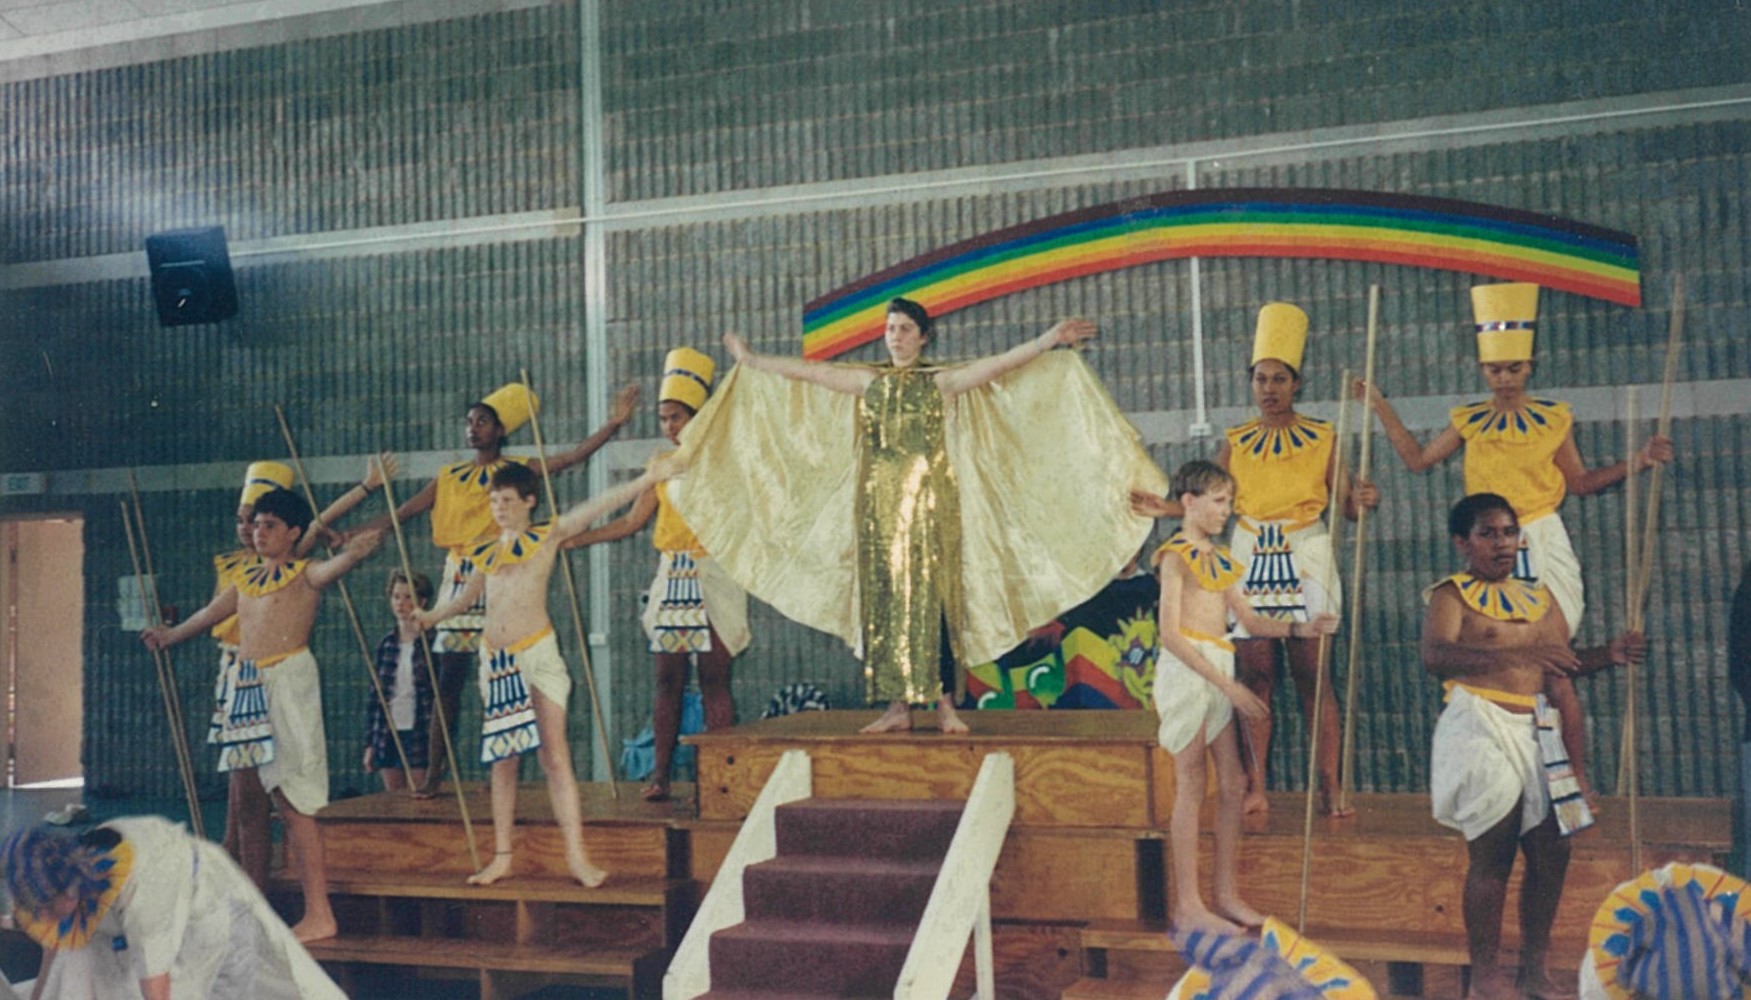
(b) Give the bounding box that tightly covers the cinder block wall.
[2,0,1748,801]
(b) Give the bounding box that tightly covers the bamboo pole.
[1633,274,1684,612]
[375,456,480,870]
[1337,285,1381,815]
[1297,368,1353,933]
[1619,389,1642,872]
[519,370,619,799]
[119,499,205,838]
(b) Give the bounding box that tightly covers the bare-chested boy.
[146,488,384,942]
[1152,460,1337,934]
[1423,492,1642,1000]
[417,461,663,887]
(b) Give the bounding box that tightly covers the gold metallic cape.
[671,349,1168,699]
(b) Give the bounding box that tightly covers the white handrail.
[893,752,1016,1000]
[662,749,813,1000]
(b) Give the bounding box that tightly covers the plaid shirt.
[365,629,435,770]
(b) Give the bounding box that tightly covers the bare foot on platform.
[1212,895,1265,931]
[860,702,913,733]
[1170,907,1243,938]
[467,852,514,886]
[1319,788,1355,819]
[567,849,608,888]
[409,785,436,801]
[292,914,337,943]
[1517,970,1578,1000]
[1242,790,1270,817]
[936,701,969,734]
[641,781,671,802]
[1463,966,1517,1000]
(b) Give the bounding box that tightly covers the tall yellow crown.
[1251,302,1308,373]
[239,461,294,507]
[659,348,716,412]
[477,383,540,434]
[1471,283,1539,363]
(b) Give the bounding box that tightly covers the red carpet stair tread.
[698,797,964,998]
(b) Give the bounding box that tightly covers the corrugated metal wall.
[2,0,1748,802]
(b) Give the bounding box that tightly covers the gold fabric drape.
[672,349,1168,703]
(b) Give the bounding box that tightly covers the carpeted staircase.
[697,797,965,998]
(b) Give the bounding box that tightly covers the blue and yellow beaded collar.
[1156,531,1243,592]
[470,523,553,575]
[1229,414,1330,460]
[235,557,308,597]
[1452,398,1568,443]
[1444,571,1550,623]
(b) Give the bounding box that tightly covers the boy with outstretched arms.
[145,488,385,942]
[353,382,637,797]
[417,460,665,887]
[1423,492,1642,1000]
[1152,460,1337,934]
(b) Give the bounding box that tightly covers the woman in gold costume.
[678,297,1166,733]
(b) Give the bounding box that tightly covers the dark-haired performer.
[144,489,384,942]
[670,297,1166,734]
[354,380,638,796]
[566,348,749,801]
[1423,493,1642,1000]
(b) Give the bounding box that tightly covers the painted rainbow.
[801,188,1641,359]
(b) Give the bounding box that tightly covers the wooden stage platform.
[291,709,1734,999]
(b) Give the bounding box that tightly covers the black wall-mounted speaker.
[145,227,238,327]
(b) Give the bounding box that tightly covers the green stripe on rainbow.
[801,189,1641,359]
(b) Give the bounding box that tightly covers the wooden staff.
[269,408,424,799]
[520,370,619,799]
[1619,388,1642,872]
[1633,274,1684,612]
[374,455,481,869]
[1338,286,1382,814]
[1297,367,1353,933]
[119,498,205,838]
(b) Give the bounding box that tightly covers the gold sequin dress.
[671,350,1168,707]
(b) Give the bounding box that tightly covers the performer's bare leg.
[275,789,336,942]
[1461,807,1521,1000]
[532,688,607,888]
[416,650,472,798]
[1544,675,1595,811]
[1516,813,1574,1000]
[1233,638,1277,817]
[645,651,689,801]
[936,697,969,734]
[228,767,271,890]
[1167,723,1242,936]
[697,629,736,731]
[861,701,913,733]
[1208,720,1265,929]
[1286,636,1351,818]
[467,756,520,886]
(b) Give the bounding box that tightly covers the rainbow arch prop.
[800,188,1642,359]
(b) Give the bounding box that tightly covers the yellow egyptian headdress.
[1251,302,1309,373]
[476,383,540,435]
[239,461,293,507]
[660,348,716,412]
[1472,282,1539,363]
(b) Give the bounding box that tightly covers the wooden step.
[274,868,687,907]
[1060,976,1168,1000]
[304,934,659,977]
[1079,919,1589,970]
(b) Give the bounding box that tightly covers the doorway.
[2,516,84,788]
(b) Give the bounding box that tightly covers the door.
[3,516,85,787]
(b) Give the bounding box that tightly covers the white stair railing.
[893,752,1016,1000]
[663,748,812,1000]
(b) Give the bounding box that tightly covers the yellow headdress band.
[1471,282,1538,363]
[659,348,716,412]
[476,383,540,435]
[239,461,294,508]
[1250,302,1308,373]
